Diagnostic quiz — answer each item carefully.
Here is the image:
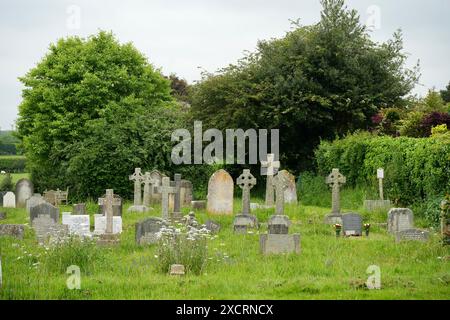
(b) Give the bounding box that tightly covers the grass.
[0,196,449,300]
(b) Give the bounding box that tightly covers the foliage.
[189,0,419,172]
[315,132,450,205]
[414,89,448,113]
[0,156,26,173]
[419,112,450,137]
[431,124,448,136]
[0,172,14,191]
[16,31,178,198]
[0,131,19,155]
[399,111,425,137]
[440,81,450,103]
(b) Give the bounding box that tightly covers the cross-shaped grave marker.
[326,168,346,214]
[236,169,257,215]
[261,153,280,206]
[160,177,177,220]
[143,171,159,207]
[129,168,144,206]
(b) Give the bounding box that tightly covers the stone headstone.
[172,174,182,219]
[204,220,221,234]
[170,264,185,276]
[15,179,34,208]
[207,169,234,215]
[236,169,256,215]
[149,170,164,203]
[191,200,206,210]
[324,168,346,224]
[395,228,429,242]
[93,214,122,235]
[388,208,414,233]
[159,177,177,220]
[128,168,150,213]
[73,203,87,215]
[26,194,45,215]
[2,192,15,208]
[135,217,165,245]
[30,202,59,224]
[342,213,363,236]
[278,170,297,205]
[32,215,68,244]
[233,214,259,234]
[98,194,123,216]
[261,153,280,206]
[180,180,193,206]
[268,215,291,234]
[260,234,301,255]
[0,224,25,239]
[273,172,290,215]
[62,213,91,237]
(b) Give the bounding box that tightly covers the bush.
[0,173,14,191]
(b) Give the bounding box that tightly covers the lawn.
[0,198,449,300]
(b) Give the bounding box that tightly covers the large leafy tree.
[17,31,178,198]
[189,0,419,171]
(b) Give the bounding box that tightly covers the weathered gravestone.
[260,215,300,255]
[33,215,68,244]
[142,171,158,207]
[0,224,25,239]
[94,215,122,235]
[2,192,15,208]
[15,178,34,208]
[73,203,87,215]
[159,176,177,221]
[207,169,234,215]
[128,168,150,213]
[135,217,165,245]
[324,168,346,224]
[172,174,183,220]
[395,228,430,242]
[388,208,414,233]
[180,180,193,206]
[30,202,59,225]
[62,213,91,237]
[278,170,298,205]
[260,153,280,206]
[26,194,45,215]
[98,194,122,216]
[342,213,363,236]
[233,169,258,233]
[97,189,120,246]
[149,170,164,203]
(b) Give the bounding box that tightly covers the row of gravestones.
[0,178,34,208]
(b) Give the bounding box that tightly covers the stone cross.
[129,168,144,206]
[99,189,115,234]
[236,169,257,215]
[160,177,177,220]
[377,168,384,200]
[143,172,158,207]
[273,172,289,215]
[173,174,182,215]
[261,153,280,206]
[326,168,346,214]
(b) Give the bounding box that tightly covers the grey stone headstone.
[204,220,221,234]
[2,192,16,208]
[278,170,298,205]
[149,170,164,203]
[98,194,122,216]
[233,214,259,234]
[388,208,414,233]
[0,224,25,239]
[395,228,429,242]
[32,215,68,244]
[26,194,45,214]
[191,200,206,210]
[342,213,363,236]
[135,217,165,245]
[73,203,87,215]
[62,213,91,237]
[15,178,34,208]
[180,180,193,206]
[30,202,59,224]
[268,215,291,234]
[207,169,234,215]
[260,234,301,255]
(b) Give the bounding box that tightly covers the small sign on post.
[377,168,384,200]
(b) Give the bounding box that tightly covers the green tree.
[440,81,450,104]
[17,31,178,198]
[189,0,419,172]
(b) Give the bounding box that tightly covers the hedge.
[315,132,450,205]
[0,144,17,155]
[0,156,27,173]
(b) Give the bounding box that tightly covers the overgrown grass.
[0,196,449,299]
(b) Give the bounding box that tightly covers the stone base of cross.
[127,204,151,213]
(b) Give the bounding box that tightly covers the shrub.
[0,173,14,191]
[419,112,450,137]
[0,156,26,173]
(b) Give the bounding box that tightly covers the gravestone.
[395,228,430,242]
[93,215,122,235]
[149,170,164,203]
[363,168,391,211]
[324,169,346,224]
[73,203,87,215]
[180,180,193,206]
[170,264,185,276]
[260,215,300,255]
[204,220,221,234]
[233,169,258,233]
[159,177,177,220]
[0,191,6,207]
[26,194,45,214]
[62,213,91,237]
[3,192,16,208]
[32,215,68,244]
[273,172,290,215]
[207,169,234,215]
[278,170,298,205]
[260,153,280,206]
[30,202,59,224]
[268,215,291,234]
[15,178,34,208]
[191,200,206,210]
[172,174,182,220]
[388,208,414,233]
[0,212,6,220]
[135,217,165,245]
[98,194,122,216]
[0,224,25,239]
[96,189,122,245]
[342,213,363,236]
[128,168,150,213]
[142,171,158,207]
[233,214,259,234]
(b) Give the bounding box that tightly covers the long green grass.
[0,196,449,300]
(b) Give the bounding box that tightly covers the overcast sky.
[1,0,449,130]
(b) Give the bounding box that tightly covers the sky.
[1,0,449,130]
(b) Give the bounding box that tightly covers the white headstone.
[207,169,234,215]
[2,192,16,208]
[62,212,91,237]
[93,214,122,235]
